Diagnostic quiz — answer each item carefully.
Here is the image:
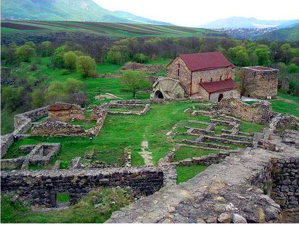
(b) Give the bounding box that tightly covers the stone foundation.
[1,143,60,170]
[31,119,90,137]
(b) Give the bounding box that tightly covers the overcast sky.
[94,0,299,27]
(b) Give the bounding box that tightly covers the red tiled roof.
[199,79,235,94]
[179,52,235,72]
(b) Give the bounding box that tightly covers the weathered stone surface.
[31,119,88,137]
[151,77,187,100]
[1,143,60,170]
[218,212,231,223]
[48,103,85,122]
[214,98,274,124]
[241,66,279,99]
[108,144,299,223]
[270,114,299,132]
[232,213,247,223]
[1,165,176,208]
[282,130,299,147]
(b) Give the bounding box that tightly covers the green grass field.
[1,21,222,38]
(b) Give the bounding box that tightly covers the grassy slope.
[259,25,299,42]
[1,58,171,135]
[1,20,221,38]
[270,93,299,117]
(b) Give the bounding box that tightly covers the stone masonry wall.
[209,89,239,102]
[191,67,235,95]
[241,67,279,99]
[1,106,48,158]
[271,157,299,209]
[31,119,89,137]
[14,106,48,134]
[1,165,176,208]
[167,57,192,94]
[48,103,85,122]
[214,98,275,124]
[1,134,14,158]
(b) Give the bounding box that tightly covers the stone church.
[151,51,238,102]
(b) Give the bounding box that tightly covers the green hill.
[1,21,227,44]
[1,0,170,25]
[257,25,299,42]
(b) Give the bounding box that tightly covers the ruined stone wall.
[1,106,48,158]
[1,166,176,208]
[241,67,279,99]
[14,106,48,134]
[48,103,85,122]
[31,119,89,137]
[1,134,14,158]
[215,98,274,124]
[271,158,299,209]
[269,114,299,132]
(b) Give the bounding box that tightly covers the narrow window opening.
[56,193,70,208]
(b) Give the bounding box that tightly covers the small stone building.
[151,77,186,99]
[240,66,279,99]
[152,51,238,102]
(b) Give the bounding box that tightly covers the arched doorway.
[218,94,224,102]
[155,90,164,99]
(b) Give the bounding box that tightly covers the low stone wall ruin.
[214,98,275,124]
[269,114,299,132]
[31,119,90,137]
[1,106,49,158]
[1,134,14,158]
[1,143,60,170]
[108,103,150,116]
[1,165,176,208]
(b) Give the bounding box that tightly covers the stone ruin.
[1,143,60,170]
[48,103,85,122]
[108,147,299,223]
[1,98,299,223]
[1,165,177,208]
[31,103,108,137]
[213,97,275,124]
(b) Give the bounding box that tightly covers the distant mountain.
[1,0,169,25]
[199,17,299,29]
[256,25,299,42]
[114,11,172,26]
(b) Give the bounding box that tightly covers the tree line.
[1,37,299,115]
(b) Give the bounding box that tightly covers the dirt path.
[139,140,154,166]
